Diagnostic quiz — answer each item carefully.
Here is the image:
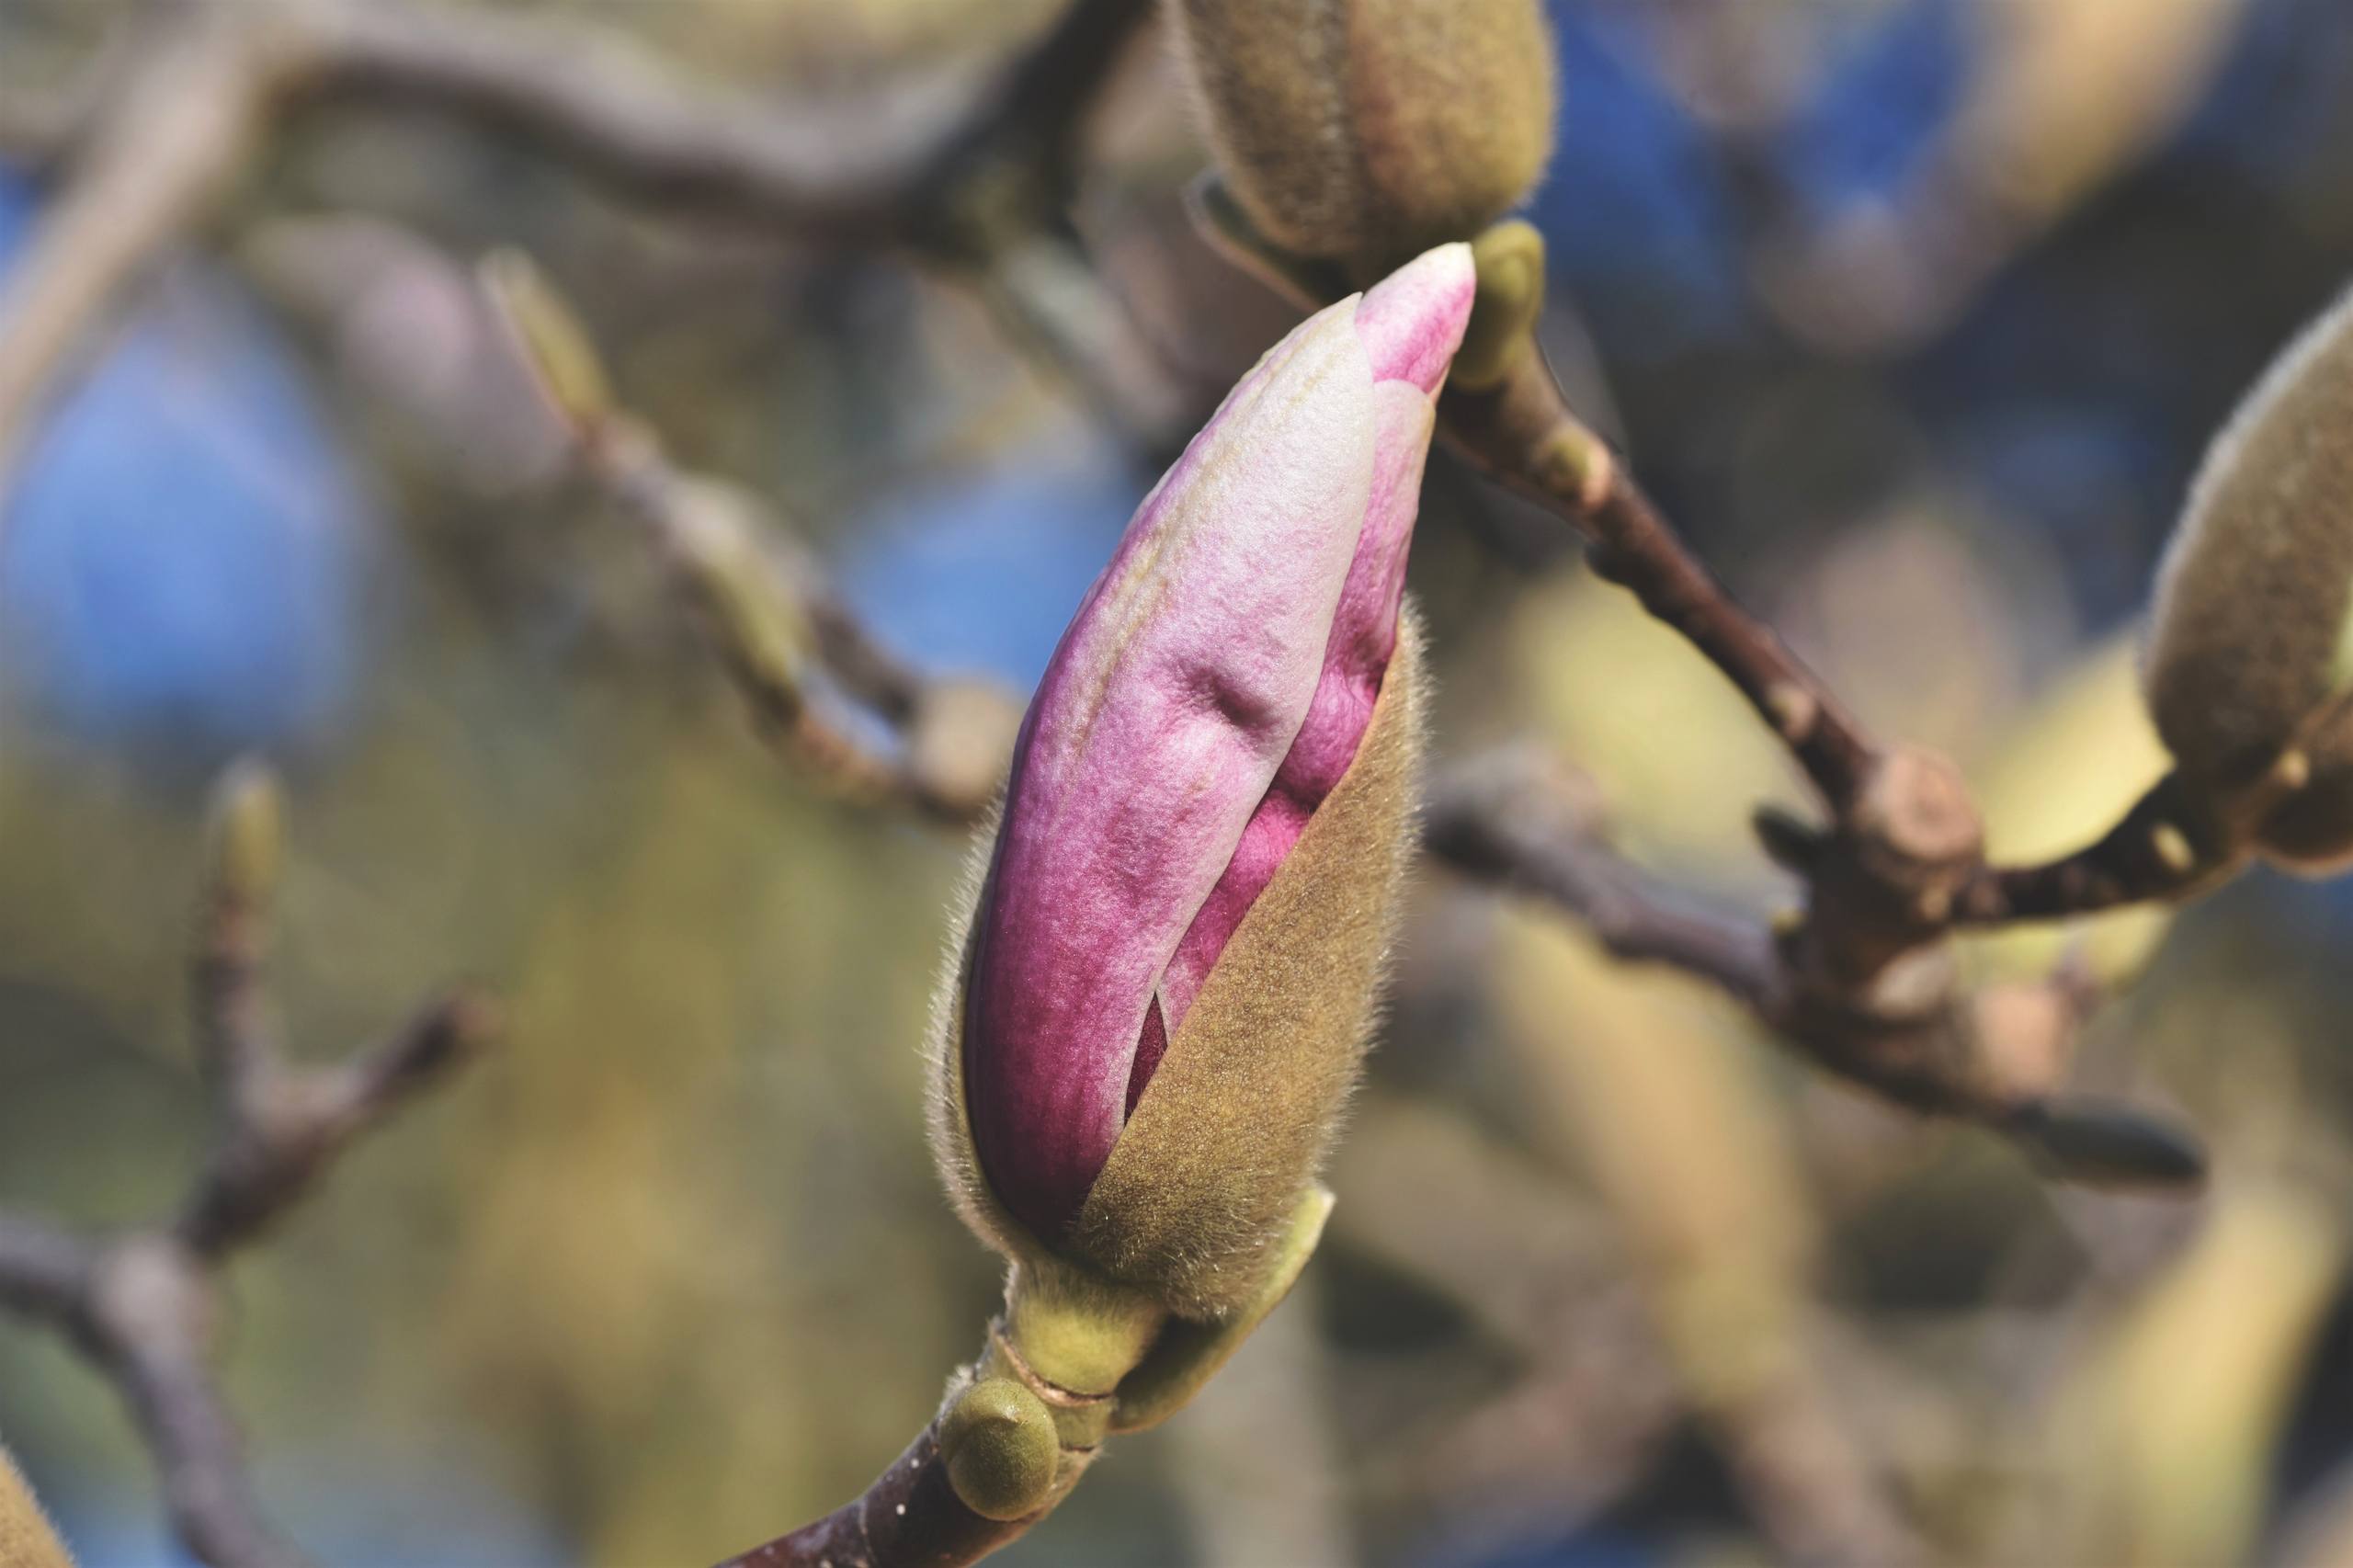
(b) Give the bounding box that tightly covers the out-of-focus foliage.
[6,1,2353,1564]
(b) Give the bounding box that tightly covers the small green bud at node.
[938,1378,1058,1522]
[480,250,613,431]
[2145,281,2353,871]
[1173,0,1556,278]
[1453,222,1548,391]
[204,759,282,916]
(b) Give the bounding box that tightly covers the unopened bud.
[2144,282,2353,870]
[203,759,282,919]
[938,1376,1058,1522]
[929,248,1474,1319]
[1172,0,1555,278]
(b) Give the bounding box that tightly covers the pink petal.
[1155,381,1438,1030]
[1352,243,1478,394]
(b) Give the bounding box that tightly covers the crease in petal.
[1152,248,1470,1040]
[1156,381,1438,1032]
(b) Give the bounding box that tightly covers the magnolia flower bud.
[2144,282,2353,870]
[930,245,1475,1320]
[1171,0,1555,278]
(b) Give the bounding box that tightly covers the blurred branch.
[959,232,1197,460]
[0,0,1167,505]
[1955,770,2231,924]
[0,6,286,493]
[1330,1100,1681,1546]
[0,765,497,1568]
[483,253,1024,824]
[1441,360,1878,812]
[1424,742,2203,1187]
[1425,747,1778,1004]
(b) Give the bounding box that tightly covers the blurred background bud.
[2144,281,2353,869]
[1170,0,1555,278]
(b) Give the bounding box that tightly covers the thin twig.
[1423,743,2203,1187]
[0,0,1158,508]
[585,415,1024,824]
[0,6,288,488]
[0,766,497,1568]
[478,251,1026,824]
[1423,746,1777,1005]
[1440,352,1878,812]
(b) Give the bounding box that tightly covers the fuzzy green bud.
[938,1377,1059,1522]
[1455,221,1549,390]
[1172,0,1556,278]
[202,759,282,920]
[2144,282,2353,870]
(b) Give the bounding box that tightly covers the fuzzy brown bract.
[2145,283,2353,869]
[1171,0,1555,278]
[0,1443,73,1568]
[928,615,1428,1318]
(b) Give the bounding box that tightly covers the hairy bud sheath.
[2145,282,2353,869]
[929,247,1475,1319]
[0,1443,72,1568]
[1171,0,1555,277]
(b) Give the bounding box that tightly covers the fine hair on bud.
[1171,0,1555,275]
[2144,280,2353,869]
[0,1441,74,1568]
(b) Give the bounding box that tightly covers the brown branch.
[0,0,1155,509]
[1424,744,2203,1188]
[1953,770,2233,925]
[473,251,1025,825]
[0,7,290,491]
[0,765,498,1568]
[1424,746,1778,1005]
[718,1423,1031,1568]
[1441,352,1879,812]
[176,995,494,1259]
[577,416,1024,824]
